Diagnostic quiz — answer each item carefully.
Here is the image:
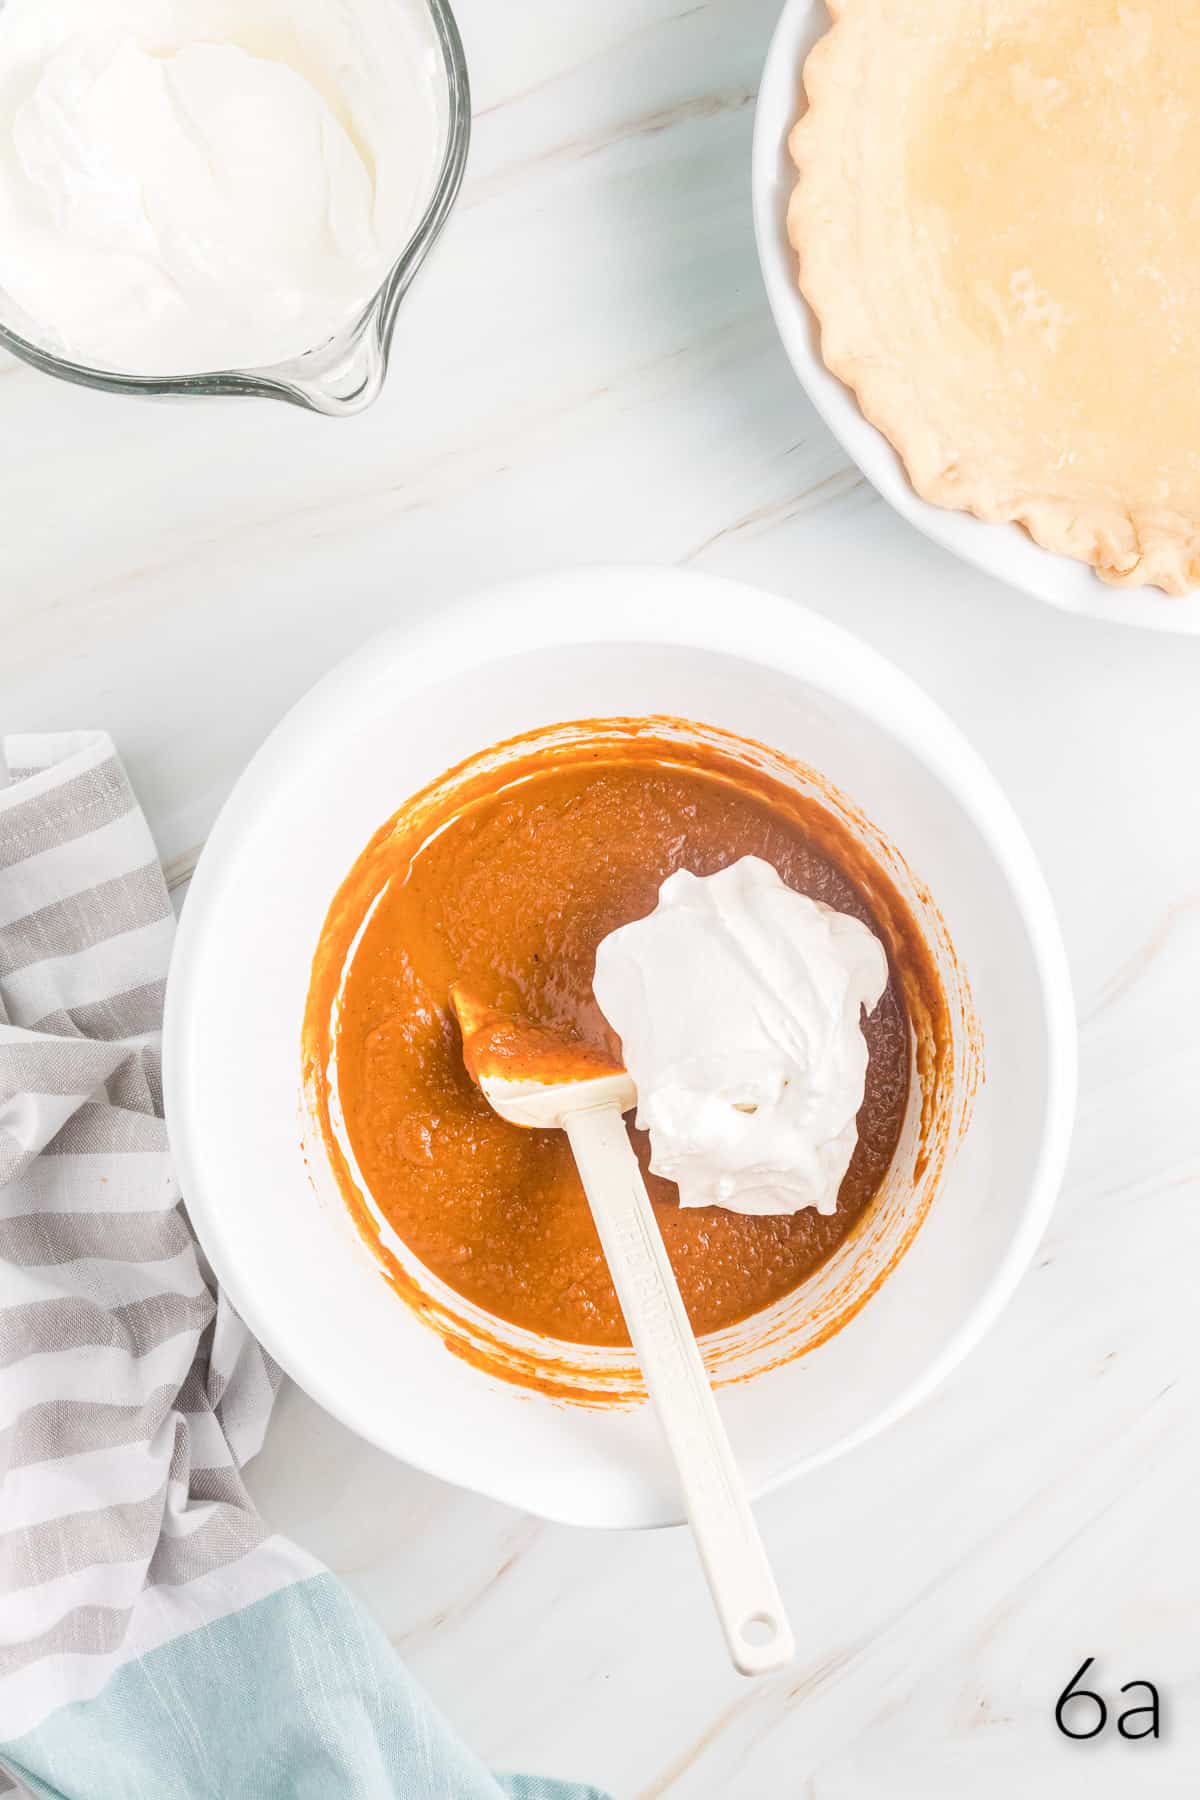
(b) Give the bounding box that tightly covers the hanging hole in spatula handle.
[733,1609,793,1676]
[741,1612,781,1648]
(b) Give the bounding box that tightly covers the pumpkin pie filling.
[306,725,924,1348]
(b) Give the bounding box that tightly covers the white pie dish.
[753,0,1200,633]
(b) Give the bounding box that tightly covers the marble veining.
[5,0,1200,1791]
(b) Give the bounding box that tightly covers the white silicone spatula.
[451,988,795,1676]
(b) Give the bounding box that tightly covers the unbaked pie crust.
[788,0,1200,593]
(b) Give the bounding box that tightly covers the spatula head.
[450,985,636,1129]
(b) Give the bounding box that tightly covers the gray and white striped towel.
[0,733,280,1770]
[0,732,605,1800]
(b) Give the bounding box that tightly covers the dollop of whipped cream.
[0,0,441,374]
[592,856,889,1217]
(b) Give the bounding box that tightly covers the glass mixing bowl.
[0,0,470,417]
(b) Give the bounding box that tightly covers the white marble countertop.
[6,0,1200,1792]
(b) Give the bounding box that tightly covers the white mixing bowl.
[163,567,1076,1528]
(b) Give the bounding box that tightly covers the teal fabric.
[1,1575,608,1800]
[497,1783,608,1800]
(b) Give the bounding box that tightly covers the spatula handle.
[564,1103,795,1676]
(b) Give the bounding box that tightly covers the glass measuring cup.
[0,0,470,417]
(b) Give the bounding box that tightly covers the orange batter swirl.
[305,721,929,1348]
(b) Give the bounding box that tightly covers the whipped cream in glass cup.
[0,0,469,413]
